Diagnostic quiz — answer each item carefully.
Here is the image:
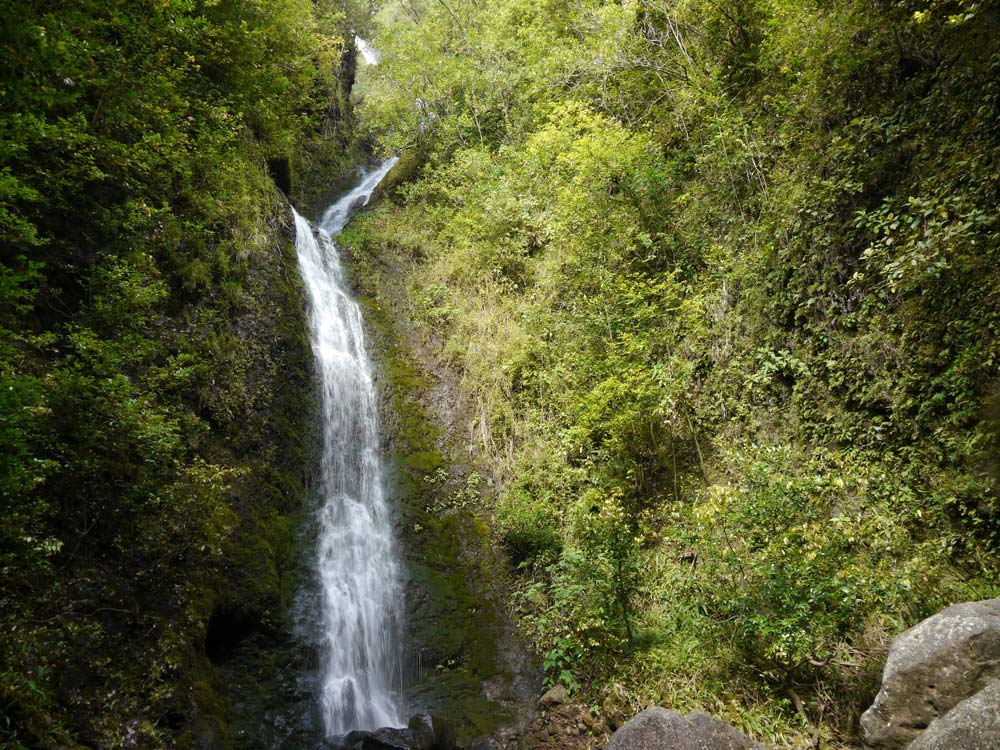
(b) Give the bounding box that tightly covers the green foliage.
[696,448,906,669]
[349,0,1000,744]
[0,0,358,745]
[495,485,562,566]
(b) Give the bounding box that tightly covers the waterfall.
[354,36,382,66]
[292,157,403,736]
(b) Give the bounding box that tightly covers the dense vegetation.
[4,0,999,746]
[343,0,1000,744]
[0,1,365,746]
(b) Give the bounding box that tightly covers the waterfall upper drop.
[292,157,403,736]
[355,36,382,66]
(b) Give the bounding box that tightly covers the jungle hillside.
[342,0,1000,745]
[2,0,367,746]
[2,0,999,748]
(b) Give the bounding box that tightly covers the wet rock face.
[860,597,1000,750]
[316,714,456,750]
[605,707,761,750]
[907,680,1000,750]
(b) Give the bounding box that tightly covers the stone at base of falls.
[907,680,1000,750]
[537,684,569,708]
[315,714,456,750]
[606,707,761,750]
[860,597,1000,750]
[407,713,457,750]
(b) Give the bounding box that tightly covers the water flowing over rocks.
[293,157,405,736]
[861,597,1000,750]
[605,707,761,750]
[355,36,382,66]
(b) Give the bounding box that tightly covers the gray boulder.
[538,684,569,708]
[860,597,1000,750]
[687,713,762,750]
[908,680,1000,750]
[606,707,760,750]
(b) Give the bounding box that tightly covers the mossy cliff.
[339,205,542,745]
[0,0,362,745]
[175,197,316,750]
[1,156,317,750]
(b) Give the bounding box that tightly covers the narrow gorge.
[2,1,998,749]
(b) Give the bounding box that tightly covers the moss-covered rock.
[340,205,542,746]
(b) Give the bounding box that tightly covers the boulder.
[908,680,1000,750]
[315,729,370,750]
[687,712,762,750]
[606,707,760,750]
[316,715,455,750]
[409,713,456,750]
[365,726,425,750]
[860,598,1000,750]
[538,684,569,708]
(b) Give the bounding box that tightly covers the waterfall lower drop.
[292,157,403,737]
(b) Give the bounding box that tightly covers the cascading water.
[292,157,404,736]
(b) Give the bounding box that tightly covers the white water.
[292,157,403,735]
[355,36,382,66]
